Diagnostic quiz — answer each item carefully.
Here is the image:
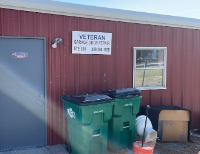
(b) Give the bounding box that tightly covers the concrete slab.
[0,147,51,154]
[125,150,132,154]
[0,145,68,154]
[48,144,68,154]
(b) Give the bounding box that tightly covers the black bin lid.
[61,93,113,106]
[101,88,140,98]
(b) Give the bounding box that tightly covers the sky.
[53,0,200,19]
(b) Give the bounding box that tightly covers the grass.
[135,69,163,87]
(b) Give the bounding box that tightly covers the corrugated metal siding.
[1,8,200,145]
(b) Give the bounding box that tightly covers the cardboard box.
[157,110,189,141]
[138,106,191,142]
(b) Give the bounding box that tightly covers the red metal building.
[0,0,200,148]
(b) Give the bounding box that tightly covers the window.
[133,47,167,90]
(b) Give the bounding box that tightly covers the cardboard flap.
[161,121,188,141]
[159,110,189,121]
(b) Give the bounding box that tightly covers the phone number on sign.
[73,47,110,52]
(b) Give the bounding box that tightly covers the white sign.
[72,31,112,55]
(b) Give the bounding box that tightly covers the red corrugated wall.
[0,8,200,145]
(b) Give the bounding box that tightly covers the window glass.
[133,47,167,90]
[135,69,163,87]
[136,50,164,68]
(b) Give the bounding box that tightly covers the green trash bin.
[101,88,142,153]
[60,94,114,154]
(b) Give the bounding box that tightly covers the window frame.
[133,47,167,90]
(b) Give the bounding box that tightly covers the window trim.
[133,47,167,90]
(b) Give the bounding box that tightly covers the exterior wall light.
[52,38,63,48]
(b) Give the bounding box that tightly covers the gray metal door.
[0,37,46,151]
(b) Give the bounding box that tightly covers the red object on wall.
[0,8,200,145]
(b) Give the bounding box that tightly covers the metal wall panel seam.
[0,8,2,35]
[47,13,53,145]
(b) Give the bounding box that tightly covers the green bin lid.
[101,88,140,98]
[61,94,113,106]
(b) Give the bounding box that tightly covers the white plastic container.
[136,115,153,136]
[136,115,157,146]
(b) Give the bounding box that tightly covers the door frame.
[0,36,47,146]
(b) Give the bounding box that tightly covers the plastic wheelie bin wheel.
[65,142,72,153]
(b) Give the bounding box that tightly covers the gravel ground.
[153,134,200,154]
[108,130,200,154]
[154,136,200,154]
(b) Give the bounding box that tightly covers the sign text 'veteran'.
[79,34,105,40]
